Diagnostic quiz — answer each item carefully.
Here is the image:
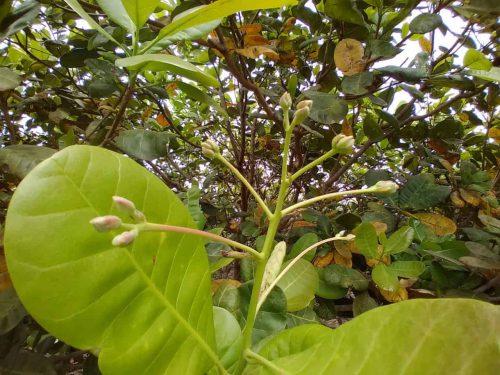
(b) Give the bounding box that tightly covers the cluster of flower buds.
[201,139,220,159]
[90,196,146,248]
[331,134,355,155]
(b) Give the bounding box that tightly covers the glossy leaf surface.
[5,145,218,375]
[248,299,500,374]
[276,259,318,312]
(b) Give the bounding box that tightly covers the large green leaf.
[115,129,174,161]
[324,0,367,27]
[0,1,39,40]
[384,226,414,255]
[5,145,219,374]
[399,174,451,210]
[371,264,399,291]
[303,91,348,124]
[96,0,136,34]
[354,222,379,258]
[287,233,319,261]
[276,259,318,312]
[0,145,56,179]
[212,306,242,371]
[122,0,160,29]
[154,0,297,42]
[409,13,442,34]
[175,81,227,117]
[323,264,368,291]
[0,67,20,91]
[466,67,500,82]
[115,54,219,87]
[249,299,500,374]
[341,72,374,95]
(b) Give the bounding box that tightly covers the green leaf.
[0,67,20,91]
[60,48,99,68]
[96,0,136,34]
[276,259,319,312]
[459,256,500,270]
[0,145,56,179]
[341,72,374,95]
[87,79,118,98]
[409,13,442,34]
[388,261,425,278]
[303,91,348,124]
[0,1,40,40]
[363,113,384,140]
[5,145,219,374]
[286,307,319,328]
[466,67,500,82]
[324,0,367,27]
[115,54,219,87]
[175,81,227,117]
[354,222,378,258]
[399,173,451,210]
[63,0,123,48]
[213,283,240,315]
[115,129,174,160]
[315,268,347,299]
[249,299,500,374]
[366,40,402,60]
[185,185,206,230]
[0,287,27,334]
[149,6,221,51]
[287,233,319,261]
[384,226,414,255]
[212,306,242,370]
[239,282,287,345]
[372,264,400,291]
[463,49,492,71]
[352,292,377,317]
[154,0,297,43]
[376,66,427,82]
[323,264,368,291]
[122,0,160,29]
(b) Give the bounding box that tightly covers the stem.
[256,235,354,312]
[289,148,336,183]
[138,223,262,260]
[235,127,293,375]
[215,154,273,219]
[281,187,377,216]
[244,349,290,375]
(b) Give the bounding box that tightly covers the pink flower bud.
[90,215,122,232]
[112,196,136,214]
[112,229,138,247]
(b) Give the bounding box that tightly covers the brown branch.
[100,79,136,146]
[0,94,18,144]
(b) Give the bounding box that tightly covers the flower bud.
[373,180,399,194]
[112,229,138,247]
[279,92,292,110]
[296,100,313,110]
[290,107,311,128]
[331,134,354,155]
[90,215,122,232]
[201,140,220,159]
[113,196,136,214]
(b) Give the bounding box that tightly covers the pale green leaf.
[5,145,219,374]
[122,0,160,29]
[0,145,57,179]
[115,129,174,161]
[409,13,442,34]
[96,0,135,34]
[384,226,414,255]
[276,259,319,312]
[212,306,242,370]
[115,54,219,87]
[249,299,500,374]
[0,67,21,91]
[463,49,492,71]
[303,91,348,124]
[388,261,425,278]
[372,264,399,291]
[354,222,379,258]
[324,0,367,27]
[466,67,500,82]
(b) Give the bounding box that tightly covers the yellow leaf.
[341,120,353,136]
[155,114,170,127]
[235,46,279,60]
[488,127,500,143]
[334,240,354,258]
[380,286,408,302]
[239,24,262,35]
[212,279,241,294]
[418,37,432,53]
[450,191,465,208]
[334,38,365,76]
[282,17,296,33]
[244,34,270,47]
[413,212,457,236]
[333,250,352,268]
[313,250,334,268]
[458,112,469,122]
[459,188,482,207]
[291,220,316,229]
[370,221,388,236]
